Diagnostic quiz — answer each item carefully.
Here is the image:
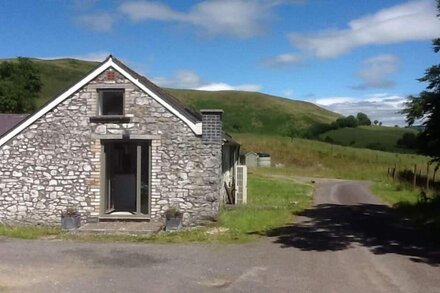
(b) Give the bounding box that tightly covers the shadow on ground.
[264,203,440,266]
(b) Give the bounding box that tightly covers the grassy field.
[0,172,312,243]
[234,133,430,180]
[319,125,419,153]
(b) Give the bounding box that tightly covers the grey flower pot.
[61,215,81,230]
[165,218,182,231]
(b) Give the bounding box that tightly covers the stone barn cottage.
[0,55,241,226]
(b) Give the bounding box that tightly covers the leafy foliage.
[0,57,42,113]
[356,112,372,126]
[396,132,418,149]
[402,2,440,163]
[306,112,373,139]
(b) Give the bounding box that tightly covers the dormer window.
[98,89,124,116]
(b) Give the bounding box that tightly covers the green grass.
[372,181,420,205]
[372,180,440,240]
[219,174,312,236]
[234,133,430,181]
[0,224,61,239]
[319,125,419,153]
[0,172,312,243]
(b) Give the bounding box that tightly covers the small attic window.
[98,89,124,116]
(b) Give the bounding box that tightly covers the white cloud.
[289,0,440,58]
[283,89,294,98]
[315,97,355,106]
[263,53,304,67]
[75,12,115,32]
[352,54,399,90]
[314,94,408,126]
[197,83,261,91]
[153,70,204,89]
[119,0,297,38]
[153,69,261,92]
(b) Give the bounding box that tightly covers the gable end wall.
[0,69,222,225]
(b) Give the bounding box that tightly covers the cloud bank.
[153,69,261,92]
[352,54,399,90]
[314,94,409,126]
[289,0,440,58]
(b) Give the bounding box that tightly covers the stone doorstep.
[74,221,164,235]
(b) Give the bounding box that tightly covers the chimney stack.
[200,109,223,144]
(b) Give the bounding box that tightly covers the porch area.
[76,221,163,235]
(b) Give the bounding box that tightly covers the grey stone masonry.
[0,67,223,226]
[201,109,223,145]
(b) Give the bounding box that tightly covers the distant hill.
[166,88,340,135]
[319,125,419,153]
[0,57,340,136]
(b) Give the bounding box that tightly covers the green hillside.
[166,88,340,135]
[0,58,99,107]
[0,57,340,136]
[319,125,419,153]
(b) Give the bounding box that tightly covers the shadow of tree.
[264,203,440,266]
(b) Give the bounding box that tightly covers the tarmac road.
[0,178,439,293]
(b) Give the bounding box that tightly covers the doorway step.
[75,221,163,235]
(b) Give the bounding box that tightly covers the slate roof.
[0,114,28,137]
[223,132,240,146]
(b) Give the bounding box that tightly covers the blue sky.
[0,0,439,125]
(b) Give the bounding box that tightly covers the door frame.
[99,139,152,219]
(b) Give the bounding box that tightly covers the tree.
[397,132,418,149]
[286,124,300,142]
[356,112,372,126]
[379,122,383,126]
[401,0,440,163]
[0,57,42,113]
[373,120,379,125]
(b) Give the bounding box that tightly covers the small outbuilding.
[257,152,271,167]
[240,151,271,168]
[240,151,258,168]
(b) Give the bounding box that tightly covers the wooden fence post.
[413,164,417,189]
[426,162,430,191]
[433,165,439,186]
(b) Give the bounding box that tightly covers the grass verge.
[372,180,440,241]
[0,172,312,243]
[0,224,61,239]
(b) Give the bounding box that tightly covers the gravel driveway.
[0,179,439,293]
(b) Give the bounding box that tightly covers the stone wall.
[0,68,222,226]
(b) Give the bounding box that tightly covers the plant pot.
[165,217,182,231]
[61,214,81,230]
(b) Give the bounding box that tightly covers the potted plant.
[165,207,183,231]
[61,207,81,230]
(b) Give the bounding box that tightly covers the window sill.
[89,116,132,123]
